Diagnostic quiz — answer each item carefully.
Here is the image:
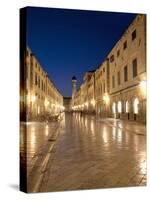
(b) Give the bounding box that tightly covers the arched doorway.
[125,101,129,113]
[117,101,122,118]
[125,101,129,119]
[112,102,116,118]
[133,98,139,120]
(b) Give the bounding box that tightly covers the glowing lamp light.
[85,102,88,107]
[31,95,36,103]
[103,94,110,104]
[44,99,49,107]
[140,80,146,95]
[91,99,95,106]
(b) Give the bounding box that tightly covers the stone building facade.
[72,14,146,123]
[108,14,146,122]
[20,47,63,121]
[95,59,110,118]
[72,71,95,114]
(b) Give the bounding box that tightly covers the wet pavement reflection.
[20,121,58,175]
[40,113,146,192]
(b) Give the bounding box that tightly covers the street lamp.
[31,95,36,103]
[85,102,88,107]
[91,99,95,106]
[139,80,146,96]
[44,99,49,107]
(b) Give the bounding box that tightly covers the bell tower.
[72,76,77,99]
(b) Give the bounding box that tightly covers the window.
[132,58,137,77]
[35,73,38,85]
[117,50,120,57]
[123,41,127,50]
[117,71,120,85]
[103,82,105,93]
[110,55,114,62]
[38,77,40,88]
[124,65,128,82]
[112,76,115,88]
[101,84,102,94]
[132,29,136,41]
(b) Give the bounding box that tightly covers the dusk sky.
[27,7,136,97]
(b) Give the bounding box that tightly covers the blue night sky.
[27,7,136,97]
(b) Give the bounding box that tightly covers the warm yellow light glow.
[91,99,95,106]
[117,129,122,143]
[44,99,49,107]
[118,101,122,113]
[125,101,129,113]
[85,102,88,107]
[45,125,49,136]
[90,120,94,134]
[112,102,116,114]
[133,98,139,114]
[140,80,146,95]
[102,127,109,144]
[103,94,110,104]
[31,95,36,103]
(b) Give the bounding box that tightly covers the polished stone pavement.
[39,113,146,192]
[20,121,59,178]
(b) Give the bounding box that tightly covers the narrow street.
[37,113,146,192]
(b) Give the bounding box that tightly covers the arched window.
[112,102,116,114]
[133,98,139,114]
[118,101,122,113]
[125,101,129,113]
